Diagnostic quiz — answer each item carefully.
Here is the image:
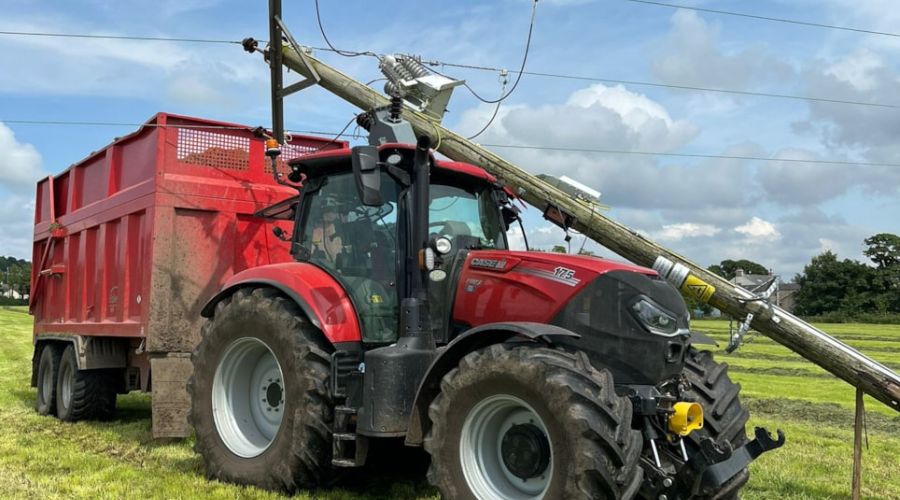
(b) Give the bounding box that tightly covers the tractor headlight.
[631,298,679,336]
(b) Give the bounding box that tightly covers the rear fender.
[404,322,579,446]
[201,262,361,344]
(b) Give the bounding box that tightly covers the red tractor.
[186,84,782,497]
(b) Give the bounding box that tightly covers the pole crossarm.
[277,45,900,413]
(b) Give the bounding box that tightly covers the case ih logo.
[470,258,508,270]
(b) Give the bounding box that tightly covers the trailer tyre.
[55,345,117,421]
[189,288,333,492]
[36,344,62,416]
[425,344,643,500]
[680,348,750,499]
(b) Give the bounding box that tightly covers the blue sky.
[1,0,898,278]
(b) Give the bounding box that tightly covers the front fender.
[201,262,361,344]
[404,322,579,446]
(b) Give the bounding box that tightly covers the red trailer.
[29,113,346,436]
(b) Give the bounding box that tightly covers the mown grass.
[0,307,897,498]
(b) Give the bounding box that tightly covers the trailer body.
[29,113,346,436]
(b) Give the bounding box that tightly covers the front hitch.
[674,426,785,498]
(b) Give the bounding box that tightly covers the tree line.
[0,256,31,305]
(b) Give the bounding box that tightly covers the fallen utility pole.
[272,45,900,413]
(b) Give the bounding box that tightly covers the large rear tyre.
[425,344,643,500]
[189,288,334,492]
[36,344,62,416]
[55,345,117,421]
[680,348,750,499]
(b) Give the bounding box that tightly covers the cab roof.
[288,142,501,186]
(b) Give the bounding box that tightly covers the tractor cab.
[280,143,515,344]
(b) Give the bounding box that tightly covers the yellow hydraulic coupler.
[669,402,704,436]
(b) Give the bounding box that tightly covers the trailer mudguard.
[404,322,579,446]
[201,262,362,344]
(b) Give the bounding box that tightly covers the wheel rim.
[460,394,553,499]
[39,357,53,406]
[60,363,73,411]
[212,337,286,458]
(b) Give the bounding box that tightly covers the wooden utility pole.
[274,46,900,413]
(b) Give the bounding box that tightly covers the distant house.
[730,268,799,313]
[0,283,26,300]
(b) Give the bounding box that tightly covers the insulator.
[379,54,415,85]
[383,80,403,97]
[389,93,403,123]
[398,56,429,79]
[356,112,373,131]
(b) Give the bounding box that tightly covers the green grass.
[0,308,897,498]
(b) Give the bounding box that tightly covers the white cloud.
[824,49,885,92]
[735,217,781,240]
[0,123,44,192]
[653,222,720,242]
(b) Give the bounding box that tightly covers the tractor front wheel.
[189,288,334,492]
[679,348,751,499]
[425,344,643,499]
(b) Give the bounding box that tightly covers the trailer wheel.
[679,348,750,499]
[425,344,643,500]
[189,288,333,492]
[36,344,62,416]
[55,345,117,421]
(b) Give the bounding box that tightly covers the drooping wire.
[313,0,376,57]
[467,73,509,140]
[308,114,359,153]
[429,0,538,105]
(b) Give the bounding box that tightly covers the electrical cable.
[481,142,900,168]
[435,0,538,104]
[466,75,508,140]
[6,119,900,167]
[0,30,239,44]
[313,0,376,57]
[2,30,898,109]
[623,0,900,39]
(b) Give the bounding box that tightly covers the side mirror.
[501,205,520,230]
[351,145,383,206]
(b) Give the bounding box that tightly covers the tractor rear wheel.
[55,344,117,421]
[425,344,643,500]
[189,288,334,492]
[36,343,62,416]
[680,348,750,499]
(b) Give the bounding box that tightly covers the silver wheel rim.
[39,357,53,406]
[60,363,73,410]
[460,394,553,499]
[212,337,285,458]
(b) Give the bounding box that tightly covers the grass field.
[0,307,898,499]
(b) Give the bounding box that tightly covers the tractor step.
[332,406,367,467]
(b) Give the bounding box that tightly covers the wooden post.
[851,388,864,500]
[274,46,900,413]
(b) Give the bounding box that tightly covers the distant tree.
[577,249,596,256]
[864,233,900,313]
[550,245,567,253]
[864,233,900,269]
[794,251,877,316]
[708,259,769,280]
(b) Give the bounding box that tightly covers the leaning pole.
[269,44,900,413]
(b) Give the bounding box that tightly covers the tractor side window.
[300,172,401,343]
[428,184,507,250]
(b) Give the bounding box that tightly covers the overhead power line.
[624,0,900,38]
[1,30,897,110]
[5,119,898,168]
[481,143,900,168]
[0,30,239,44]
